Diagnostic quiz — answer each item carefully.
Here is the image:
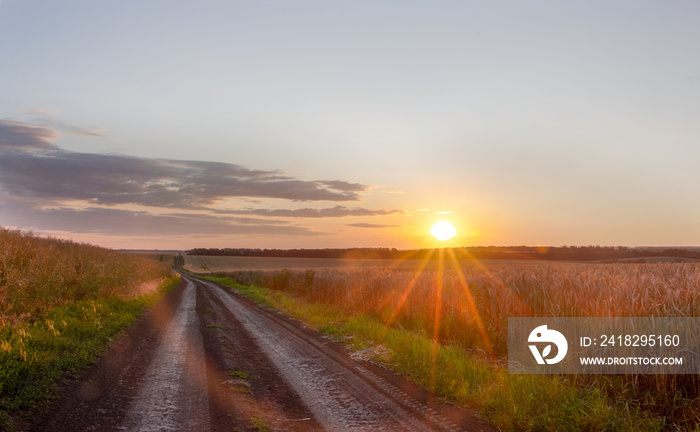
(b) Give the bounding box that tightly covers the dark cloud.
[0,120,366,209]
[0,119,404,240]
[348,223,401,228]
[165,212,290,225]
[215,205,403,218]
[0,120,59,151]
[1,203,323,237]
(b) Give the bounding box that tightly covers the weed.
[227,369,253,380]
[0,228,173,320]
[206,324,224,329]
[250,416,269,432]
[0,228,177,429]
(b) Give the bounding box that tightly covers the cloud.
[0,119,405,241]
[22,109,60,116]
[0,201,324,237]
[22,109,106,137]
[215,205,402,218]
[0,120,366,210]
[165,212,290,225]
[0,120,60,150]
[348,223,401,228]
[316,180,365,193]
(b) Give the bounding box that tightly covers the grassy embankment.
[0,228,177,429]
[202,260,700,432]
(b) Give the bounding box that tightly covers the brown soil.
[25,274,498,432]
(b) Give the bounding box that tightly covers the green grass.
[250,416,269,432]
[203,275,671,432]
[206,324,225,329]
[227,369,253,380]
[0,229,178,430]
[204,276,275,308]
[226,369,254,394]
[0,276,180,430]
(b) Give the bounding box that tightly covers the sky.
[1,1,699,250]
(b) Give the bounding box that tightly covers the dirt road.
[28,274,497,432]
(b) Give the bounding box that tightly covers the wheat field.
[205,253,700,423]
[207,258,699,354]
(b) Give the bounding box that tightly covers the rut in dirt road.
[202,277,450,431]
[193,274,495,432]
[120,278,210,431]
[29,273,496,432]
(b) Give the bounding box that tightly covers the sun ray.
[379,249,435,340]
[343,249,424,316]
[446,247,494,358]
[450,247,534,318]
[430,247,445,393]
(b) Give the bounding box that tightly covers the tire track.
[197,276,471,432]
[30,272,495,432]
[119,278,210,432]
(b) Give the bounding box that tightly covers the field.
[182,254,558,272]
[183,254,424,272]
[123,250,178,267]
[192,253,700,430]
[0,230,175,319]
[0,228,177,428]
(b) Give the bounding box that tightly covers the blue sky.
[1,1,699,249]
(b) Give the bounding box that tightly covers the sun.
[430,221,457,241]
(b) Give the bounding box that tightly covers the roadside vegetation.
[204,259,700,431]
[0,228,177,429]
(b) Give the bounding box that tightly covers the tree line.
[187,246,700,262]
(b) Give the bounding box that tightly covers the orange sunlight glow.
[430,221,457,241]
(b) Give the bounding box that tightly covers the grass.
[182,254,459,273]
[204,273,696,431]
[0,228,178,429]
[0,228,174,320]
[226,369,254,394]
[0,277,179,428]
[206,324,225,329]
[227,369,254,380]
[250,416,269,432]
[125,252,176,267]
[210,262,700,411]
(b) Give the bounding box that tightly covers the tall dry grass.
[217,262,700,353]
[216,258,700,423]
[0,228,173,321]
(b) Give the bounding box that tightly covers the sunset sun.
[430,221,457,241]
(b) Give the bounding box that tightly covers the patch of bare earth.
[132,279,161,297]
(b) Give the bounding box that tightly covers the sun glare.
[430,221,456,241]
